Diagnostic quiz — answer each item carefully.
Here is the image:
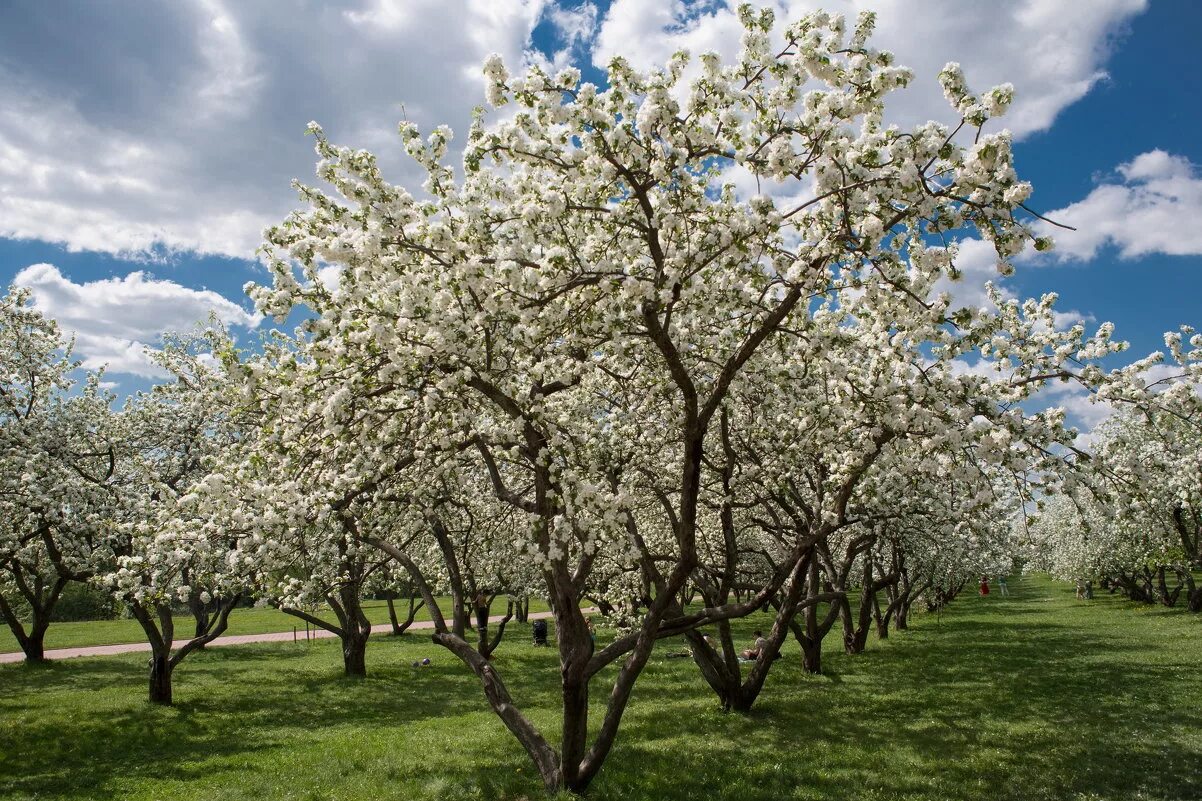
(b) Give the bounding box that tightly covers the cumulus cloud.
[928,150,1202,328]
[931,237,1091,329]
[1035,150,1202,261]
[593,0,1146,137]
[0,0,1147,261]
[14,263,261,377]
[0,0,549,260]
[549,2,600,50]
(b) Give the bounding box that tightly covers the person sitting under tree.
[741,630,769,660]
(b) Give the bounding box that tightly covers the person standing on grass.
[979,576,990,596]
[998,575,1009,596]
[473,588,490,632]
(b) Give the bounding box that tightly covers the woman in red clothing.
[979,576,990,596]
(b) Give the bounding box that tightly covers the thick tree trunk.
[0,576,67,663]
[1156,565,1182,607]
[726,563,809,713]
[801,635,822,672]
[554,579,593,792]
[803,559,821,672]
[685,624,743,711]
[9,611,51,662]
[343,631,368,677]
[796,557,840,674]
[148,650,173,705]
[337,583,372,677]
[22,636,46,662]
[283,592,371,677]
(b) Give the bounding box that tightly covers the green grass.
[0,597,552,653]
[1,576,1199,801]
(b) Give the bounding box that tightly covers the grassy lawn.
[1,575,1199,800]
[0,597,552,653]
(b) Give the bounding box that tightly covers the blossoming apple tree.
[197,6,1130,793]
[103,330,250,703]
[0,289,120,662]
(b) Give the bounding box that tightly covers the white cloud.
[936,238,1006,312]
[1036,150,1202,261]
[0,0,549,260]
[0,1,1146,261]
[928,237,1091,328]
[14,263,261,377]
[1055,384,1115,436]
[593,0,1145,137]
[548,2,599,50]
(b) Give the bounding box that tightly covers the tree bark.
[872,591,889,640]
[387,594,423,635]
[187,591,211,648]
[0,574,68,663]
[479,600,514,658]
[344,630,368,676]
[148,650,173,705]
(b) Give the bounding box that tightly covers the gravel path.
[0,610,561,664]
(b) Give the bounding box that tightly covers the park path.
[0,610,564,664]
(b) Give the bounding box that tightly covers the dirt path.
[0,610,563,664]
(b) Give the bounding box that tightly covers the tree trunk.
[1156,565,1183,607]
[847,560,875,655]
[11,610,51,662]
[0,576,67,663]
[343,631,368,677]
[386,595,400,633]
[480,600,514,658]
[872,592,889,640]
[554,582,593,792]
[801,555,825,673]
[685,625,742,711]
[148,650,173,705]
[387,594,423,635]
[188,594,211,648]
[839,594,858,654]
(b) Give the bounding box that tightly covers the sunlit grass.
[0,596,552,653]
[1,576,1199,800]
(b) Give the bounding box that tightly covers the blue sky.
[0,0,1198,428]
